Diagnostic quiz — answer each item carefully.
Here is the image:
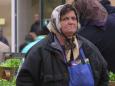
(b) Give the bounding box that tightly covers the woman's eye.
[61,17,77,21]
[71,17,77,20]
[62,17,69,21]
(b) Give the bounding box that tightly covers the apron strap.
[69,47,86,65]
[79,48,86,64]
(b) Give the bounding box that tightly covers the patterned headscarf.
[47,4,64,34]
[73,0,108,26]
[47,4,80,62]
[47,4,80,34]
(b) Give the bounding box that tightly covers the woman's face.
[60,11,78,38]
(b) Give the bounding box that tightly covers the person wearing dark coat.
[73,0,115,73]
[0,36,9,46]
[0,30,9,46]
[16,4,108,86]
[30,14,49,36]
[30,14,41,35]
[19,32,36,52]
[100,0,115,14]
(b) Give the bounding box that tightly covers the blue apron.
[68,48,94,86]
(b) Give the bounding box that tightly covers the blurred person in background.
[0,41,10,61]
[21,33,46,54]
[19,32,36,52]
[0,29,9,46]
[30,14,41,35]
[73,0,115,73]
[30,14,49,36]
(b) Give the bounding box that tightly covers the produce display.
[0,56,115,85]
[0,57,22,86]
[0,77,16,86]
[109,71,115,81]
[0,58,21,68]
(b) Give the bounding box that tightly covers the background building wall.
[17,0,32,49]
[110,0,115,6]
[0,1,11,46]
[17,0,40,50]
[31,0,39,22]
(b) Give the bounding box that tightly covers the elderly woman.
[16,4,108,86]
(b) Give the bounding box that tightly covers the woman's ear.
[78,22,81,30]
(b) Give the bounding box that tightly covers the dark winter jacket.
[73,0,115,73]
[78,14,115,73]
[0,36,9,46]
[100,0,115,14]
[16,33,108,86]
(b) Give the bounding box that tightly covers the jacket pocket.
[40,74,68,86]
[43,74,65,82]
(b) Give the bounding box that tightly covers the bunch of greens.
[0,58,21,68]
[109,71,115,81]
[0,77,16,86]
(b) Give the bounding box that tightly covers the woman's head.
[73,0,108,25]
[47,4,79,39]
[60,4,78,38]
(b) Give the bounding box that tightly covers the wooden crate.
[0,66,17,80]
[109,81,115,86]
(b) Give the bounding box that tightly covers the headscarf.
[47,4,64,34]
[47,4,80,62]
[73,0,108,26]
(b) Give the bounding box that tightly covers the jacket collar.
[46,33,83,52]
[50,36,63,52]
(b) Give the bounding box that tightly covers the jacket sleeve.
[88,40,109,86]
[16,47,42,86]
[96,48,109,86]
[81,36,109,86]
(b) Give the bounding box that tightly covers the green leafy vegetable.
[0,77,16,86]
[109,71,115,81]
[0,58,21,68]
